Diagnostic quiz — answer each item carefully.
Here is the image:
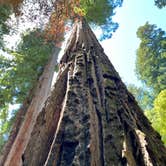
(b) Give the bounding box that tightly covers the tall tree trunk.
[0,48,60,166]
[2,19,166,166]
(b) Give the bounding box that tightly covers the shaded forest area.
[0,0,166,165]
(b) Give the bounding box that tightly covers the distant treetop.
[154,0,166,9]
[136,22,166,94]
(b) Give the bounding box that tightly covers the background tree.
[0,29,54,152]
[136,22,166,94]
[145,89,166,145]
[136,22,166,146]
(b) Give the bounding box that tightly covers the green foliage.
[145,89,166,145]
[0,105,13,152]
[79,0,123,40]
[1,30,54,104]
[127,84,154,110]
[0,4,12,47]
[154,0,166,8]
[80,0,112,25]
[136,22,166,94]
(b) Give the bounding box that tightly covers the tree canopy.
[0,30,54,151]
[136,22,166,94]
[154,0,166,8]
[80,0,123,40]
[0,0,123,42]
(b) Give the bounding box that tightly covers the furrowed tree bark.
[2,19,166,166]
[0,48,60,166]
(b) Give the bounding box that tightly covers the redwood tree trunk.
[2,19,166,166]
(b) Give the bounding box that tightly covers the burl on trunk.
[1,19,166,166]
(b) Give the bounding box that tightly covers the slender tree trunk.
[0,88,33,165]
[2,19,166,166]
[0,48,60,166]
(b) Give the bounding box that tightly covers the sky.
[99,0,166,86]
